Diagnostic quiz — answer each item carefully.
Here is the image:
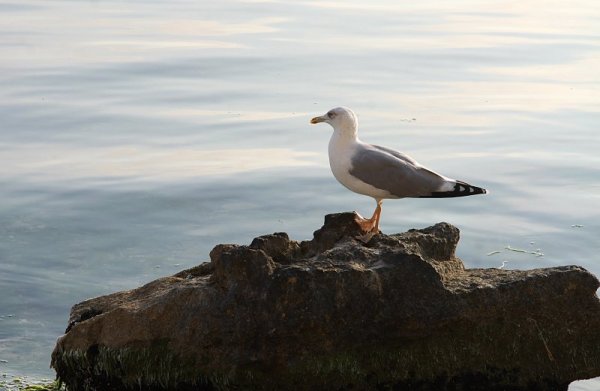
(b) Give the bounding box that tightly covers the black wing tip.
[421,181,488,198]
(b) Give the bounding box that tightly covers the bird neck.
[329,128,359,159]
[331,124,358,142]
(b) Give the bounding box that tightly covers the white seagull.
[310,106,487,239]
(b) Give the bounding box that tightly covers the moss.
[21,382,64,391]
[272,317,586,390]
[0,377,64,391]
[53,342,233,390]
[52,314,594,390]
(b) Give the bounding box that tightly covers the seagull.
[310,106,487,240]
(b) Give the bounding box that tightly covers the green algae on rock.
[51,213,600,390]
[0,377,64,391]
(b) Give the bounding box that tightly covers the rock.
[51,212,600,390]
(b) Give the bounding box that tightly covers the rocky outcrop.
[51,213,600,390]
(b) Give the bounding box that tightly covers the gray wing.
[349,144,451,198]
[372,144,419,165]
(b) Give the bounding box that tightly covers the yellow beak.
[310,115,326,124]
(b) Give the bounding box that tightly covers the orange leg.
[373,199,383,232]
[355,200,383,240]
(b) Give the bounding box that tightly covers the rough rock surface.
[52,213,600,390]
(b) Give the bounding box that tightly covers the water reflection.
[0,144,317,182]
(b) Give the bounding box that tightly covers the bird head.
[310,107,358,135]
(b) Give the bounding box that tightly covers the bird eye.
[327,111,335,118]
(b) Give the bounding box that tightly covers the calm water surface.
[1,1,599,388]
